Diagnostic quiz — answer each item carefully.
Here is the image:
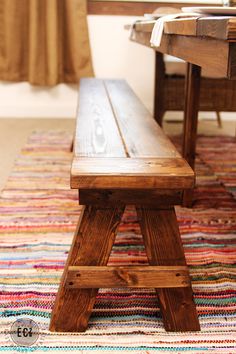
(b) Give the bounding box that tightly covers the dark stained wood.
[71,157,194,190]
[216,112,222,128]
[104,79,181,157]
[158,35,230,78]
[164,17,236,40]
[87,1,220,16]
[51,77,198,333]
[182,64,201,207]
[130,19,236,140]
[75,78,126,158]
[182,64,201,168]
[87,1,207,16]
[70,140,74,153]
[129,18,236,207]
[88,1,169,16]
[132,20,156,33]
[79,189,183,206]
[154,52,165,126]
[132,17,236,40]
[65,265,191,288]
[228,42,236,79]
[49,205,124,332]
[197,17,236,40]
[164,18,197,36]
[136,206,200,331]
[131,26,232,78]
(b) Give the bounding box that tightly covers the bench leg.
[49,205,124,332]
[136,206,200,332]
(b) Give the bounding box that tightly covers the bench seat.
[71,79,194,190]
[50,78,199,334]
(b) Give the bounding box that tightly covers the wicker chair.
[155,53,236,127]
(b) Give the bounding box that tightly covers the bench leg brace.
[50,204,199,332]
[49,205,125,332]
[136,206,200,331]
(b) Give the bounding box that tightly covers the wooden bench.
[49,78,200,333]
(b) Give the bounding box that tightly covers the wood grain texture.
[131,29,230,78]
[104,79,181,158]
[154,52,165,126]
[71,157,195,190]
[134,20,156,33]
[88,1,220,16]
[87,1,191,16]
[182,64,201,169]
[159,34,230,78]
[197,17,236,40]
[74,78,126,158]
[65,266,190,288]
[182,64,201,207]
[79,189,183,206]
[164,17,236,40]
[164,18,197,36]
[136,206,200,331]
[49,205,124,332]
[132,17,236,40]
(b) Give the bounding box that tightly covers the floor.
[0,117,235,192]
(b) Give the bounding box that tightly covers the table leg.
[182,63,201,207]
[154,52,165,126]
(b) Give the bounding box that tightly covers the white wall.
[89,16,155,112]
[0,13,235,121]
[0,15,155,118]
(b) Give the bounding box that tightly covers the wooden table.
[130,16,236,205]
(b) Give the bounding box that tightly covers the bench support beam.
[79,189,183,207]
[65,265,190,289]
[50,78,198,333]
[136,206,200,331]
[50,204,200,333]
[49,205,125,332]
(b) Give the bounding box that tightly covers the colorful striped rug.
[0,131,235,353]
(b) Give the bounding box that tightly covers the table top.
[130,16,236,78]
[132,16,236,40]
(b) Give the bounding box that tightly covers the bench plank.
[79,189,183,206]
[51,79,199,334]
[71,79,194,190]
[75,79,126,157]
[105,79,181,158]
[71,157,194,189]
[137,206,200,331]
